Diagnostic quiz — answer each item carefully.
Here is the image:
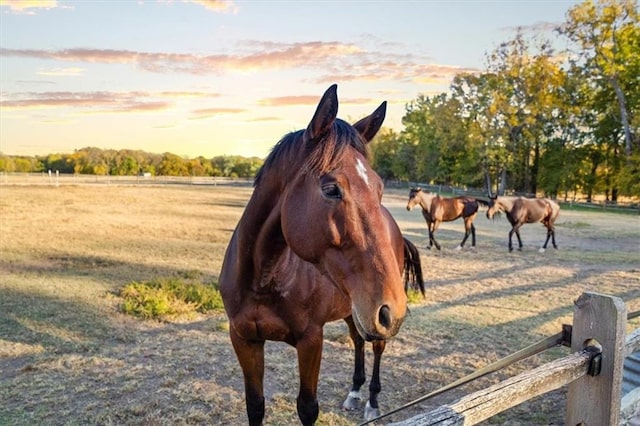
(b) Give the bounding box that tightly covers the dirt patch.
[1,185,638,425]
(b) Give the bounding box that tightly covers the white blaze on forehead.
[355,158,370,186]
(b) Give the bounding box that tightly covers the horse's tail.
[402,237,425,296]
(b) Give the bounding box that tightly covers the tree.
[560,0,638,159]
[370,128,401,180]
[157,153,188,176]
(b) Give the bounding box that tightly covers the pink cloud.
[1,91,171,113]
[0,41,479,86]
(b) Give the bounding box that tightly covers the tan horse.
[219,85,424,425]
[406,187,489,250]
[486,195,560,252]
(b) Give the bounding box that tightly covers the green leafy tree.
[561,0,638,159]
[370,128,401,180]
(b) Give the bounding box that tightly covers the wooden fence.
[389,292,639,425]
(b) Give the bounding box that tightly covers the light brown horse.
[406,187,489,250]
[486,195,560,252]
[219,85,424,425]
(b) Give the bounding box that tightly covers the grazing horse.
[486,195,560,252]
[406,187,489,250]
[219,85,424,426]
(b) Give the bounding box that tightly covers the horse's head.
[486,195,500,219]
[407,187,436,212]
[406,187,422,211]
[279,84,406,341]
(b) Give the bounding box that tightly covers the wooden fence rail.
[390,292,638,426]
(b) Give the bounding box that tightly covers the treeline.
[0,147,264,178]
[371,0,639,202]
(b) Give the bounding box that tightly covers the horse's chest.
[231,286,330,343]
[232,301,294,342]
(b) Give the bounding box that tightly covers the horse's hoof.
[342,391,362,411]
[538,248,546,253]
[454,245,462,251]
[363,401,380,422]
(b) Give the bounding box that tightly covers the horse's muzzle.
[352,304,404,341]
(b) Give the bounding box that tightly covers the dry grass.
[1,183,639,425]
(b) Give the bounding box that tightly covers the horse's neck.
[419,193,437,211]
[236,185,289,287]
[498,196,517,212]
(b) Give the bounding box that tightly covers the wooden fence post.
[566,292,627,426]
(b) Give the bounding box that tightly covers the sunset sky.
[1,0,579,159]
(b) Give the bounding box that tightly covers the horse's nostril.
[378,305,391,329]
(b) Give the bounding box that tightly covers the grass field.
[1,183,639,425]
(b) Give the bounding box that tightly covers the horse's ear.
[304,84,338,143]
[353,101,387,143]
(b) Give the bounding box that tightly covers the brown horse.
[406,187,489,250]
[486,195,560,252]
[219,85,424,425]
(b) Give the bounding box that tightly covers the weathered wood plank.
[566,292,627,426]
[389,351,592,426]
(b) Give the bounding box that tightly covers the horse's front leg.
[229,328,266,426]
[425,221,435,250]
[364,339,386,421]
[430,221,442,250]
[343,316,366,411]
[296,330,323,426]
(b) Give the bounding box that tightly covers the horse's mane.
[254,119,368,187]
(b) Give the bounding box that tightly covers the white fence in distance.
[0,172,253,187]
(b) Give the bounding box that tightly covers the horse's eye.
[322,183,342,200]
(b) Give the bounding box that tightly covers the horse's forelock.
[254,120,368,188]
[303,119,368,177]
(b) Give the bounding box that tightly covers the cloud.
[36,67,86,77]
[182,0,237,14]
[159,91,222,99]
[0,0,58,13]
[189,107,245,120]
[0,41,478,88]
[247,116,282,123]
[257,95,322,107]
[1,91,171,113]
[258,95,375,108]
[0,41,363,75]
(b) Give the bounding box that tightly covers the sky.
[0,0,581,159]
